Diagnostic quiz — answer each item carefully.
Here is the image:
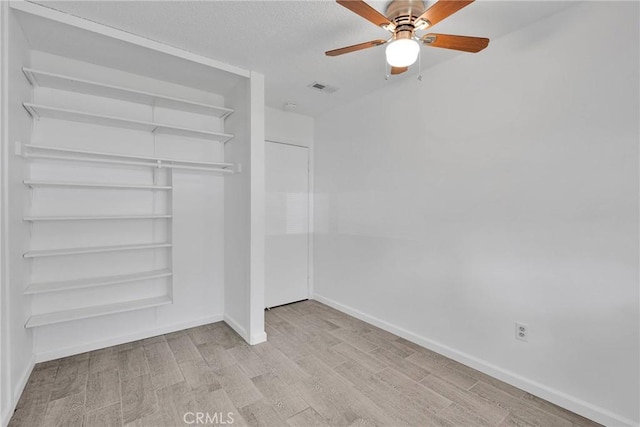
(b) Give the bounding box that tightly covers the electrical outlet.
[516,322,528,342]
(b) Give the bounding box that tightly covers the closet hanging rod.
[24,215,172,221]
[19,143,233,168]
[26,153,169,168]
[24,180,172,190]
[24,152,234,174]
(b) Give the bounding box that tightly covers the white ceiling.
[32,0,578,117]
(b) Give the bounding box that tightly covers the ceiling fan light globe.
[385,38,420,67]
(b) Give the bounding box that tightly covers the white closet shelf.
[23,103,235,143]
[24,180,172,190]
[24,242,172,258]
[25,269,173,295]
[25,296,173,328]
[23,68,234,118]
[22,144,234,168]
[24,215,172,221]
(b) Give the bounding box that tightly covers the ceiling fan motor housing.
[386,0,427,41]
[386,0,426,26]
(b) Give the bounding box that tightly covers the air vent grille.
[308,81,338,94]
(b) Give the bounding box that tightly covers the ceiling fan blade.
[390,66,408,75]
[422,33,489,52]
[337,0,392,28]
[325,39,387,56]
[415,0,474,29]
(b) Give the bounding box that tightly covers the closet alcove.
[2,3,266,412]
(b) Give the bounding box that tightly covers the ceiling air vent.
[308,81,338,94]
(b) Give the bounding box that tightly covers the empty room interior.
[0,0,638,426]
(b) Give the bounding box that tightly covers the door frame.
[265,139,313,303]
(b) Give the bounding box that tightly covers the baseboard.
[313,294,637,427]
[34,314,224,363]
[222,314,266,345]
[223,314,249,343]
[250,331,267,345]
[2,354,36,427]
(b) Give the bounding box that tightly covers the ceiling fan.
[326,0,489,75]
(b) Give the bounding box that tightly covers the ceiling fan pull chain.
[417,48,423,82]
[384,56,390,80]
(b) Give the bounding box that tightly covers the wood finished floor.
[9,300,600,427]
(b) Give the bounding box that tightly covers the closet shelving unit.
[23,68,235,143]
[23,68,235,118]
[23,103,235,143]
[21,67,237,329]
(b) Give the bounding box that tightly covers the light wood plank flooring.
[9,300,601,427]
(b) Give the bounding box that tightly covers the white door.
[265,141,309,308]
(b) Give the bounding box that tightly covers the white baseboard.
[250,331,267,345]
[313,294,637,427]
[34,314,224,363]
[222,315,266,345]
[2,354,36,427]
[223,314,248,343]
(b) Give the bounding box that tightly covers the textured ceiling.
[32,0,578,117]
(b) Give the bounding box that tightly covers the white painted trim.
[35,314,223,363]
[313,294,638,427]
[250,331,267,345]
[1,354,34,427]
[8,1,250,78]
[0,1,11,425]
[307,140,315,299]
[224,314,248,343]
[225,315,267,346]
[248,71,266,343]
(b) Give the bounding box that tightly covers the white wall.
[266,107,314,148]
[314,2,639,426]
